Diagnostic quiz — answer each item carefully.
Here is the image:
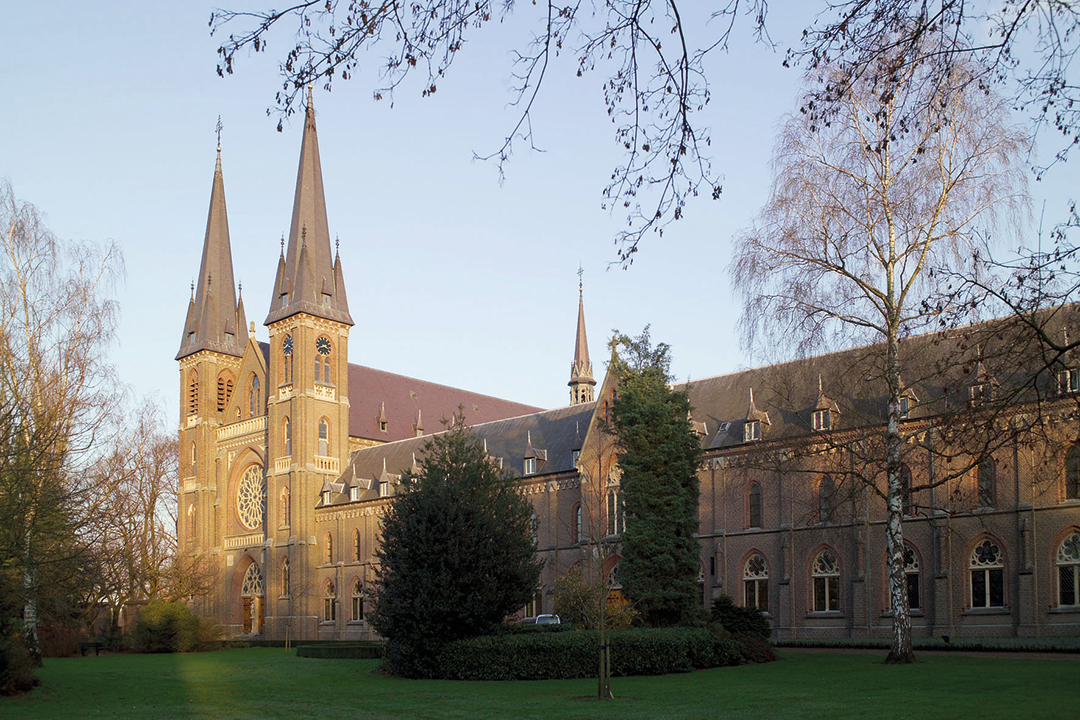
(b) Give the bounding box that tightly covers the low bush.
[709,595,771,641]
[434,627,744,680]
[496,622,570,635]
[296,642,386,659]
[133,601,211,653]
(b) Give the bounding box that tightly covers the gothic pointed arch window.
[190,442,197,473]
[281,334,293,385]
[530,511,539,547]
[969,538,1005,608]
[903,545,921,610]
[900,464,913,516]
[572,503,582,544]
[743,553,769,611]
[324,532,334,565]
[280,486,290,528]
[318,418,330,456]
[280,556,290,597]
[188,370,199,416]
[748,483,762,528]
[282,416,292,457]
[1056,532,1080,606]
[811,548,840,612]
[248,374,260,417]
[1066,445,1080,501]
[606,488,624,536]
[353,529,362,562]
[315,335,332,384]
[323,580,336,622]
[216,370,235,413]
[351,578,365,622]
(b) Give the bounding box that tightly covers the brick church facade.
[178,94,1080,641]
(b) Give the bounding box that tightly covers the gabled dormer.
[812,375,840,431]
[743,387,771,442]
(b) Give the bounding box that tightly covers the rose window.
[745,554,768,579]
[237,465,266,530]
[971,539,1002,567]
[1058,533,1080,564]
[812,549,838,576]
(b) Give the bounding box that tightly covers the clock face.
[282,335,293,355]
[316,336,332,356]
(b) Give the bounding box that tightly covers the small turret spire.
[568,267,596,405]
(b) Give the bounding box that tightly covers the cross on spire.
[215,115,223,152]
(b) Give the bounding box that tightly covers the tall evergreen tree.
[610,329,704,627]
[370,415,542,678]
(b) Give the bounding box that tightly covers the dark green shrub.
[496,622,570,635]
[435,627,743,680]
[133,601,200,653]
[709,595,771,641]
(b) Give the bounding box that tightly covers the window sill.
[880,610,925,618]
[346,620,366,625]
[962,607,1009,616]
[319,621,336,625]
[805,611,844,619]
[1049,606,1080,614]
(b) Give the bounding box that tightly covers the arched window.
[241,562,264,599]
[606,489,624,535]
[354,529,362,562]
[530,511,539,547]
[186,503,196,541]
[811,549,840,612]
[351,579,364,622]
[1057,532,1080,606]
[977,456,995,508]
[283,416,292,456]
[318,418,329,456]
[573,504,582,544]
[236,465,266,530]
[280,556,290,596]
[904,546,921,610]
[899,464,913,516]
[188,370,199,415]
[280,486,290,527]
[969,538,1004,608]
[315,335,332,384]
[748,483,762,528]
[324,532,333,565]
[1066,446,1080,501]
[216,371,235,413]
[323,581,336,622]
[190,442,197,472]
[248,375,260,417]
[281,334,293,385]
[818,476,834,523]
[743,553,769,611]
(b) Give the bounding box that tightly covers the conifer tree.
[370,415,542,678]
[610,329,704,627]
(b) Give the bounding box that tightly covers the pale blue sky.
[2,2,1075,419]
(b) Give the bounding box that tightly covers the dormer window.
[321,490,332,505]
[744,420,761,442]
[379,420,388,433]
[572,450,581,466]
[378,481,389,497]
[812,409,831,431]
[524,457,537,475]
[899,396,911,419]
[349,486,360,502]
[970,383,988,404]
[1060,369,1079,395]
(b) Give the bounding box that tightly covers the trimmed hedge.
[296,642,386,659]
[435,627,744,680]
[774,636,1080,653]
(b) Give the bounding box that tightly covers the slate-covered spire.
[265,87,354,326]
[568,268,596,405]
[177,147,248,360]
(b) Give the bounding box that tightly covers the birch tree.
[730,52,1030,663]
[0,181,122,665]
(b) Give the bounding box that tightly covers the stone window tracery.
[241,562,263,598]
[969,538,1004,608]
[324,581,336,622]
[236,465,266,530]
[351,579,364,622]
[1057,532,1080,606]
[280,486,290,527]
[744,553,769,611]
[904,546,921,610]
[811,548,840,612]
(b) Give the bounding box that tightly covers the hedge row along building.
[178,93,1080,641]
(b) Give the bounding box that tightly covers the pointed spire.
[177,142,245,360]
[265,87,353,327]
[568,266,596,405]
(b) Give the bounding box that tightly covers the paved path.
[778,647,1080,660]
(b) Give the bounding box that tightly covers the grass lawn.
[1,648,1075,719]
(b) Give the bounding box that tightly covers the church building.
[179,93,1080,642]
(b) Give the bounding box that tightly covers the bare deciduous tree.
[0,180,122,664]
[730,51,1030,662]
